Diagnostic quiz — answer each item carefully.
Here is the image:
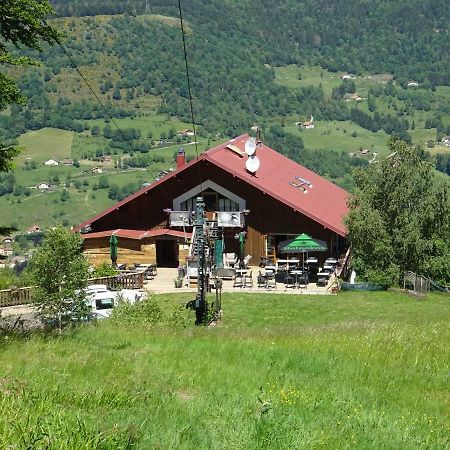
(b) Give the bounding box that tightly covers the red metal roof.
[203,135,349,236]
[80,228,190,240]
[76,134,349,236]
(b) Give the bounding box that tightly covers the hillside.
[0,2,449,231]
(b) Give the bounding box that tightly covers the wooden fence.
[0,271,145,308]
[0,286,33,307]
[403,271,431,296]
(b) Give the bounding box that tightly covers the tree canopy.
[345,138,450,286]
[0,0,59,170]
[30,226,90,329]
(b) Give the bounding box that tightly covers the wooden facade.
[83,235,189,267]
[81,159,346,267]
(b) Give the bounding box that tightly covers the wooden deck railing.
[0,286,33,307]
[0,271,145,308]
[88,271,145,290]
[336,246,352,280]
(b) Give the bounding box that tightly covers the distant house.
[300,115,315,129]
[360,149,369,155]
[100,156,112,162]
[442,136,450,147]
[407,81,419,88]
[62,159,73,166]
[1,247,13,256]
[177,129,195,137]
[37,182,51,190]
[347,93,364,101]
[27,225,41,234]
[90,167,103,174]
[1,236,13,245]
[44,158,59,166]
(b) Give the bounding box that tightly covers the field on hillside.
[0,291,448,449]
[17,128,74,163]
[284,120,390,155]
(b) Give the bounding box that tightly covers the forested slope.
[51,0,449,85]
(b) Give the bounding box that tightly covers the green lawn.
[0,164,173,229]
[274,65,344,97]
[17,128,74,163]
[0,291,448,448]
[85,113,193,140]
[284,120,390,155]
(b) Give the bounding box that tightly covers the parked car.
[82,284,144,320]
[83,284,144,304]
[88,291,116,319]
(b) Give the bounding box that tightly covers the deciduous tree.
[0,0,59,170]
[345,138,450,285]
[30,226,90,330]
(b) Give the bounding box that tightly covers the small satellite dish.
[246,155,260,174]
[244,138,257,156]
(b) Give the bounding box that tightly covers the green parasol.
[109,234,118,266]
[278,233,327,253]
[277,233,327,270]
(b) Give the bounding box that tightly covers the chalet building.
[177,129,195,137]
[76,134,349,267]
[44,159,59,166]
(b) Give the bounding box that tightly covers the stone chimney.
[176,147,186,169]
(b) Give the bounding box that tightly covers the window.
[180,190,239,212]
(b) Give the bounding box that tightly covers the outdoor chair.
[243,270,253,288]
[297,274,309,288]
[257,270,267,288]
[224,253,238,268]
[284,273,296,288]
[265,270,277,289]
[233,273,243,288]
[243,254,252,268]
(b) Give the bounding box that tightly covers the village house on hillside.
[26,225,41,234]
[177,129,195,137]
[76,134,349,268]
[297,115,315,129]
[37,182,51,190]
[90,167,103,174]
[44,158,59,166]
[62,158,73,166]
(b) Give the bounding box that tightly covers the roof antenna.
[245,127,261,176]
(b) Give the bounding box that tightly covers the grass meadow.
[0,291,449,449]
[17,128,74,163]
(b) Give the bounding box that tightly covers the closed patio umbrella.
[109,234,118,266]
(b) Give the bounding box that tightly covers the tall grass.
[0,291,449,448]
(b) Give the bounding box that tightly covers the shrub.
[111,294,187,329]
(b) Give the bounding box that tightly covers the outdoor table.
[277,259,299,264]
[306,257,318,263]
[325,258,338,264]
[235,269,248,275]
[323,264,334,271]
[264,265,276,272]
[317,271,330,277]
[290,270,303,288]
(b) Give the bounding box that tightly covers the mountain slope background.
[0,0,449,231]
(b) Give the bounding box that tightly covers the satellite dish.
[246,155,260,174]
[244,138,257,156]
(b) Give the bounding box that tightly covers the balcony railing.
[169,211,245,228]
